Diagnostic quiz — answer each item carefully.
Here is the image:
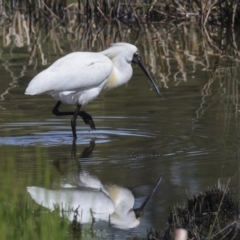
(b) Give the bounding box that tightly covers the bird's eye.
[132,52,141,63]
[133,52,139,58]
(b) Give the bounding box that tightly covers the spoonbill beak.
[132,54,161,96]
[134,176,162,219]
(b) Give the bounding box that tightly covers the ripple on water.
[0,122,154,146]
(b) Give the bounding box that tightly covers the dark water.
[0,22,240,239]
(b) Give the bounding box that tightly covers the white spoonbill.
[25,42,160,139]
[27,171,162,229]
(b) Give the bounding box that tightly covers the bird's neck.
[103,55,133,90]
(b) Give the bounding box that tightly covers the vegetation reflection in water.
[1,145,240,239]
[0,146,71,240]
[1,7,240,116]
[0,141,161,240]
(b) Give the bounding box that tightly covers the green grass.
[0,145,99,240]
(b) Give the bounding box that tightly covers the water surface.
[0,22,240,239]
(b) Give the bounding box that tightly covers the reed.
[1,0,240,25]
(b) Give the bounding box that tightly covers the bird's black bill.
[133,57,161,96]
[134,176,162,219]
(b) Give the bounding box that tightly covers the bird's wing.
[25,52,113,95]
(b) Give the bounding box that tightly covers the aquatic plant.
[148,181,240,240]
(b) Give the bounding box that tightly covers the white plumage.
[25,52,112,105]
[25,43,138,105]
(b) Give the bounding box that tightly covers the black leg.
[52,101,63,116]
[52,101,96,131]
[52,101,78,117]
[71,104,81,140]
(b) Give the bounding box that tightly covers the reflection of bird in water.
[25,42,160,140]
[27,171,161,229]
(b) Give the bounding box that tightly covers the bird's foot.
[79,111,96,130]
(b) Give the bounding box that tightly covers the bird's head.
[102,42,161,96]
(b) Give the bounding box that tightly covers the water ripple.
[0,128,153,146]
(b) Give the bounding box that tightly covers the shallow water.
[1,22,240,239]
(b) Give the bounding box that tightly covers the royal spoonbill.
[27,171,162,229]
[25,42,160,139]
